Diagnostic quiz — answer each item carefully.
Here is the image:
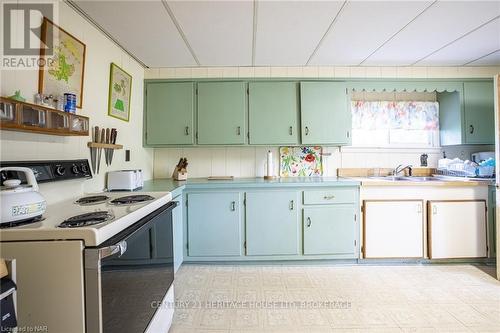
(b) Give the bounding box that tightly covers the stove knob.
[80,164,88,174]
[55,166,66,176]
[71,165,79,174]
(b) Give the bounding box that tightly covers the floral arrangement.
[280,146,323,177]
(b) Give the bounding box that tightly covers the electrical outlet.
[125,150,130,162]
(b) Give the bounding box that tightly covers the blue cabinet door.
[187,192,242,256]
[303,206,356,255]
[246,191,300,255]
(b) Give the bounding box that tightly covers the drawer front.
[303,188,356,205]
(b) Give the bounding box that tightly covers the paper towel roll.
[267,150,273,177]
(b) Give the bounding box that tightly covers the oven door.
[84,201,177,333]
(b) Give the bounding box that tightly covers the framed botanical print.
[108,63,132,122]
[38,17,86,108]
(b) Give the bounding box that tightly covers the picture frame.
[38,17,86,109]
[107,63,132,122]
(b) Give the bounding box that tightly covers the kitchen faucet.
[393,164,412,177]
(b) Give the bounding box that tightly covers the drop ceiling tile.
[167,0,253,66]
[310,1,433,66]
[466,50,500,66]
[254,1,344,66]
[74,0,196,67]
[364,1,500,66]
[417,18,500,66]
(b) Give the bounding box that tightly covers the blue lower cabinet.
[187,192,243,257]
[245,191,300,256]
[303,206,356,255]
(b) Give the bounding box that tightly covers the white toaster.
[107,170,143,191]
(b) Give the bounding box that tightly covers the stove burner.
[75,195,110,205]
[0,215,44,229]
[110,195,154,205]
[59,211,114,228]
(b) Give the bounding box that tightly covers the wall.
[0,2,153,203]
[149,65,499,178]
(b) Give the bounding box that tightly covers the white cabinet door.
[364,200,424,258]
[429,201,487,259]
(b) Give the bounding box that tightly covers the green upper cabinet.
[438,80,494,145]
[145,82,194,145]
[248,82,299,145]
[464,81,494,144]
[300,82,351,145]
[197,82,246,145]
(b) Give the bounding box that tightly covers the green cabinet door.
[145,82,194,145]
[300,82,351,145]
[246,191,300,256]
[248,82,299,144]
[464,81,494,144]
[197,82,246,144]
[437,91,463,146]
[303,206,356,255]
[187,192,242,257]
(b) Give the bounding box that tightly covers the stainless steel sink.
[402,176,440,182]
[367,176,407,181]
[367,176,440,182]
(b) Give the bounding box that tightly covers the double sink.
[367,176,440,182]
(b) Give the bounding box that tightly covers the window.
[351,100,439,148]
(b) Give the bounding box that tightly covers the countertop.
[353,177,494,187]
[142,177,361,197]
[142,176,493,196]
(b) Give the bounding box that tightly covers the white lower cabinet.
[363,200,424,258]
[428,200,487,259]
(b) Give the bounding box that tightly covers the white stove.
[0,191,172,246]
[1,160,176,333]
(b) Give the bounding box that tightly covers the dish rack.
[436,166,494,178]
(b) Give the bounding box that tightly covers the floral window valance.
[351,101,439,130]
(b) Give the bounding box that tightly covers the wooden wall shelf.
[0,97,89,136]
[87,142,123,149]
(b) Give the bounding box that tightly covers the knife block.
[172,168,187,181]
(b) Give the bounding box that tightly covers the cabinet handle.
[346,131,350,138]
[185,126,189,135]
[305,126,309,135]
[323,195,335,200]
[289,126,293,135]
[432,206,437,215]
[289,200,294,210]
[237,126,241,136]
[306,217,312,227]
[469,125,474,134]
[231,201,236,211]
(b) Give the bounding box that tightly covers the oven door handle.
[99,240,127,259]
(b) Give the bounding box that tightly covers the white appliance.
[0,167,46,224]
[107,169,143,191]
[471,151,495,163]
[0,161,174,333]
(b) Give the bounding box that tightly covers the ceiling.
[72,0,500,68]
